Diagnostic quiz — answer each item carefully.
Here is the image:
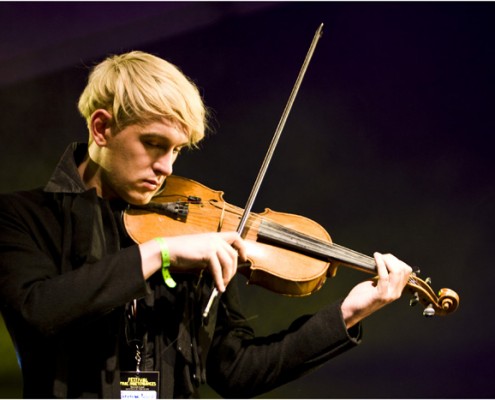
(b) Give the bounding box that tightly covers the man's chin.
[124,191,155,206]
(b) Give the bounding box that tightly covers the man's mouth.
[142,178,161,190]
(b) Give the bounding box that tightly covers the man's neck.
[77,153,103,197]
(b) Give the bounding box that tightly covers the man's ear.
[90,109,113,146]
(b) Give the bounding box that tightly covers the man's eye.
[145,141,162,149]
[144,141,182,155]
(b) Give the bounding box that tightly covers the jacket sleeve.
[0,192,149,337]
[206,278,362,398]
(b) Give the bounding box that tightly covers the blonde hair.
[77,51,207,147]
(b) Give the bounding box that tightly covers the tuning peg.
[409,292,420,306]
[425,277,432,285]
[423,304,435,317]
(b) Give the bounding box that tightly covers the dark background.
[0,2,493,398]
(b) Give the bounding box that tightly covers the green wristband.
[155,237,176,288]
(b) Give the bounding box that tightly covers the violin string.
[199,201,377,272]
[255,220,422,286]
[212,205,419,285]
[257,218,377,273]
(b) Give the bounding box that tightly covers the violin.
[123,175,459,317]
[125,24,459,318]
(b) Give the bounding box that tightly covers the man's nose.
[153,151,174,176]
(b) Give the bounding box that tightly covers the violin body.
[124,175,459,317]
[124,175,336,296]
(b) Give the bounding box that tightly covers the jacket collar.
[44,142,89,194]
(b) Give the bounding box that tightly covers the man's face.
[97,118,189,205]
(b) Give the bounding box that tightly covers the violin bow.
[203,23,325,318]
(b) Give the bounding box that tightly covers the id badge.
[120,371,160,399]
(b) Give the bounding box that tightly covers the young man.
[0,51,412,398]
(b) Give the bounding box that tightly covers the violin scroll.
[406,272,459,317]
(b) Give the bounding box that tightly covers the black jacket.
[0,143,361,398]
